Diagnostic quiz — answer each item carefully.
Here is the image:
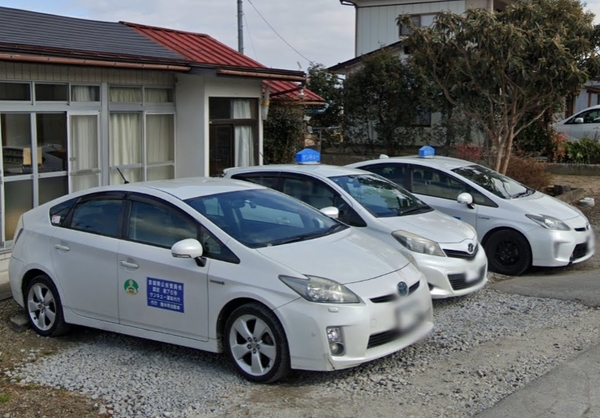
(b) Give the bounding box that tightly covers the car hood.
[508,191,583,221]
[256,228,409,285]
[376,210,476,244]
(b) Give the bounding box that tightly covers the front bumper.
[276,270,433,372]
[413,244,488,299]
[529,224,595,267]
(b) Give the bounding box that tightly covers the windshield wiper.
[269,224,345,246]
[399,205,432,216]
[511,189,534,199]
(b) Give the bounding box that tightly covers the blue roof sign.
[296,148,321,164]
[419,146,435,158]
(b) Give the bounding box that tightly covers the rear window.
[49,198,77,227]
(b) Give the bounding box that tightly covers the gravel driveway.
[6,287,600,418]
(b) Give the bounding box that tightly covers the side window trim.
[62,192,126,239]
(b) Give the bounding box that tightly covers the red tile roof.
[124,22,324,104]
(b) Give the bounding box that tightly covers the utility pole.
[237,0,244,54]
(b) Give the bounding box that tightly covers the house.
[0,6,323,249]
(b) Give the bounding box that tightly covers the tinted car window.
[453,164,533,199]
[186,189,346,248]
[49,198,77,227]
[280,176,335,209]
[70,199,123,237]
[200,226,239,264]
[361,163,411,190]
[411,167,467,200]
[330,174,431,218]
[232,174,279,189]
[128,200,198,248]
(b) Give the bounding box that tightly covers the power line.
[246,0,313,65]
[243,13,259,61]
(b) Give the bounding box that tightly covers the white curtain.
[110,87,142,103]
[145,89,170,103]
[71,86,98,102]
[232,100,255,167]
[146,115,174,164]
[70,115,99,191]
[110,113,142,167]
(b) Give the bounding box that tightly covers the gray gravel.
[7,288,600,417]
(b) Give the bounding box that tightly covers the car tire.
[485,229,532,276]
[24,274,70,337]
[224,302,290,383]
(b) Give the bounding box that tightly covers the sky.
[0,0,356,71]
[2,0,600,72]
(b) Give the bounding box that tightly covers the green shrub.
[564,137,600,164]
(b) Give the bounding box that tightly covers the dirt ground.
[0,173,599,417]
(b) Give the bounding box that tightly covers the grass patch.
[0,392,10,403]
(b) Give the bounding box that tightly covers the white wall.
[174,75,263,178]
[356,1,466,55]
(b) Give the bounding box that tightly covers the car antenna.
[116,167,129,184]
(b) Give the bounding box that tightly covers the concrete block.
[9,313,29,333]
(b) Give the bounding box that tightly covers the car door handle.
[54,244,70,251]
[120,260,139,269]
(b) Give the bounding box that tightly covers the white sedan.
[552,105,600,141]
[9,177,433,383]
[224,165,488,299]
[349,155,595,275]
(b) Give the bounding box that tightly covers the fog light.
[327,326,345,356]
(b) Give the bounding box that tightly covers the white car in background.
[225,165,488,299]
[552,105,600,141]
[9,177,433,383]
[349,155,595,276]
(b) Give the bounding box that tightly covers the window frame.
[62,191,127,238]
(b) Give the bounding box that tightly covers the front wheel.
[484,230,532,276]
[224,303,290,383]
[25,275,70,337]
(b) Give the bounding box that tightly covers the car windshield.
[185,189,346,248]
[329,174,432,218]
[452,164,534,199]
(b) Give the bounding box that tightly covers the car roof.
[74,177,265,201]
[226,164,372,178]
[354,155,475,171]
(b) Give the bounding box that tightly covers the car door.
[50,192,125,323]
[117,194,211,341]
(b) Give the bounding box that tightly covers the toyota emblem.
[397,281,408,296]
[467,243,474,254]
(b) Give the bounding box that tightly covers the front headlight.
[392,230,445,257]
[279,275,361,304]
[525,214,570,231]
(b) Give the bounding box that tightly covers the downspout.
[340,0,359,58]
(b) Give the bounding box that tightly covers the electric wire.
[243,12,259,61]
[246,0,313,64]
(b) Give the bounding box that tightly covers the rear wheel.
[224,303,290,383]
[25,275,70,337]
[485,230,531,276]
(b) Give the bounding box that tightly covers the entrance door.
[209,125,233,177]
[69,113,101,192]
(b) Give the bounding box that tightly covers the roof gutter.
[339,0,357,5]
[216,68,305,82]
[0,53,191,71]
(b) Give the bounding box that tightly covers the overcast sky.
[2,0,600,72]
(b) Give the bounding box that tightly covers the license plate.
[396,301,424,333]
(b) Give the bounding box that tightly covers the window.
[362,163,411,190]
[49,198,77,227]
[109,112,143,184]
[35,84,68,102]
[110,87,142,103]
[280,177,336,209]
[399,15,420,36]
[145,88,173,103]
[232,174,279,189]
[567,109,600,124]
[128,200,198,248]
[200,226,239,263]
[414,108,432,127]
[70,199,123,238]
[411,166,494,205]
[0,82,30,101]
[71,86,100,102]
[146,114,175,181]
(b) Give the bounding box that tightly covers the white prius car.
[9,177,433,383]
[349,154,595,276]
[225,165,488,299]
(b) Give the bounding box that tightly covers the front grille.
[448,266,486,291]
[571,242,589,260]
[367,329,401,349]
[370,280,421,303]
[444,244,479,260]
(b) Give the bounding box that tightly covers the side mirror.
[457,192,475,209]
[320,206,340,219]
[574,117,584,124]
[171,239,206,266]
